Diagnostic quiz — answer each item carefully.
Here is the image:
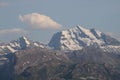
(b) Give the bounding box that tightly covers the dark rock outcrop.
[0,53,16,80]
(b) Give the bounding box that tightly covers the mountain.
[14,47,69,74]
[1,44,120,80]
[0,36,45,53]
[0,47,70,80]
[0,53,16,80]
[1,46,119,80]
[64,46,120,80]
[49,26,120,51]
[1,25,120,80]
[0,36,72,80]
[66,45,120,65]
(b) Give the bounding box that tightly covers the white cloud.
[0,2,9,7]
[19,13,62,29]
[0,28,27,35]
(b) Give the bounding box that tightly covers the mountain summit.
[49,26,120,50]
[0,36,45,53]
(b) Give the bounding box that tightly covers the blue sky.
[0,0,120,43]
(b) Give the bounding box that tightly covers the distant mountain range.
[49,26,120,53]
[0,25,120,80]
[1,25,120,54]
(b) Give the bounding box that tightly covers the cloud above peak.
[19,13,62,29]
[0,28,27,35]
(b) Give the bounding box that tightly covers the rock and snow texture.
[0,26,120,53]
[0,36,45,53]
[49,26,120,51]
[101,45,120,54]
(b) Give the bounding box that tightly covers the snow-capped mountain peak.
[18,36,31,49]
[0,36,45,53]
[49,26,120,51]
[19,36,30,45]
[90,28,102,38]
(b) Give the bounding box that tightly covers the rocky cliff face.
[0,53,16,80]
[14,47,70,75]
[14,47,70,80]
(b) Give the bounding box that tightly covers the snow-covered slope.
[49,26,120,51]
[0,36,45,53]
